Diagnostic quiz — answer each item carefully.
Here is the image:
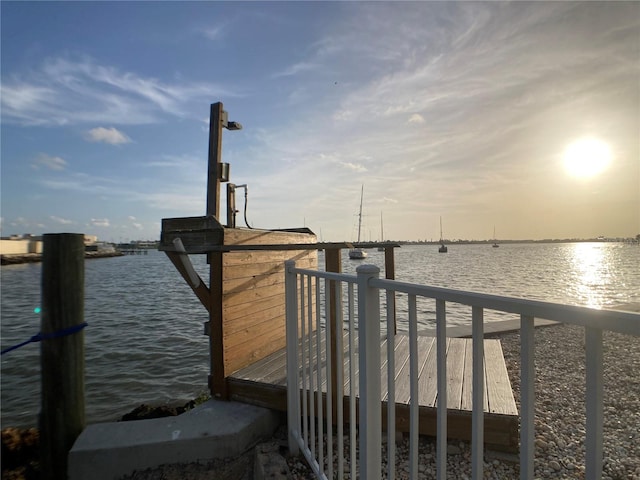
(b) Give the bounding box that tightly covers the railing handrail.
[285,261,640,480]
[293,266,358,284]
[371,277,639,335]
[292,266,639,336]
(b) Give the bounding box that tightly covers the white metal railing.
[284,260,640,480]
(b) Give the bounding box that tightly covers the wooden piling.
[40,233,86,480]
[384,247,397,334]
[325,249,342,424]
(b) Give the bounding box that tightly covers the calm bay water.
[1,243,638,428]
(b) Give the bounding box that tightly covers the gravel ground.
[499,323,640,480]
[119,323,639,480]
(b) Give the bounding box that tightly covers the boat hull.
[349,249,368,259]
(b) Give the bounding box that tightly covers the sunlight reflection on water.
[567,243,612,308]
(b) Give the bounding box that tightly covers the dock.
[228,331,519,451]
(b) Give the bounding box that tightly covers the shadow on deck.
[228,331,519,452]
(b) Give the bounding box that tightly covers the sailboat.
[377,212,385,251]
[438,216,448,253]
[349,186,368,260]
[492,226,499,248]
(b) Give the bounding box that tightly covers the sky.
[1,1,638,243]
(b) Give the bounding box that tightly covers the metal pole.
[226,183,236,228]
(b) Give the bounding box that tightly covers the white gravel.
[287,323,640,479]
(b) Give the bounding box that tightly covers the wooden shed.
[159,215,318,397]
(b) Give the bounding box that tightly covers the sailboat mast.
[357,185,364,242]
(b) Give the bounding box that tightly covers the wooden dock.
[228,331,519,451]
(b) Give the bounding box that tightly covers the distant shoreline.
[394,238,639,246]
[0,251,124,266]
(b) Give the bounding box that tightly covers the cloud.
[90,218,110,228]
[10,217,30,227]
[271,62,320,79]
[198,23,227,41]
[339,161,367,172]
[50,215,74,225]
[407,114,425,124]
[126,215,143,229]
[39,172,115,195]
[1,56,240,126]
[85,127,131,145]
[32,154,68,170]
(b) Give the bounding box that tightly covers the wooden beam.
[206,102,224,220]
[165,252,211,312]
[384,246,397,334]
[325,249,342,424]
[208,251,226,398]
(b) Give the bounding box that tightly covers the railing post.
[285,260,300,455]
[40,233,86,480]
[436,299,447,479]
[471,306,485,480]
[520,315,535,480]
[585,327,603,480]
[357,264,381,480]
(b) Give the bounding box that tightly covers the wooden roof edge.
[158,241,401,253]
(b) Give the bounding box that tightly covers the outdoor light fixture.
[221,110,243,131]
[226,121,242,130]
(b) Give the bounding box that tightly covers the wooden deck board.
[484,340,518,415]
[418,337,447,407]
[343,330,360,397]
[446,338,467,409]
[228,330,519,450]
[389,335,413,404]
[460,340,489,412]
[380,334,410,402]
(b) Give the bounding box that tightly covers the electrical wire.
[238,185,253,229]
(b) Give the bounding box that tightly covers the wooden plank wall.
[220,230,318,379]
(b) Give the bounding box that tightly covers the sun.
[562,137,612,179]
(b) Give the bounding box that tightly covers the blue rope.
[1,322,88,355]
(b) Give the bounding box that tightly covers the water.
[1,243,638,428]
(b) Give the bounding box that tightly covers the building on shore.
[1,234,107,255]
[0,234,43,255]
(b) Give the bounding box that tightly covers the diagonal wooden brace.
[165,251,211,313]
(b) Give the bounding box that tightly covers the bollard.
[40,233,86,480]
